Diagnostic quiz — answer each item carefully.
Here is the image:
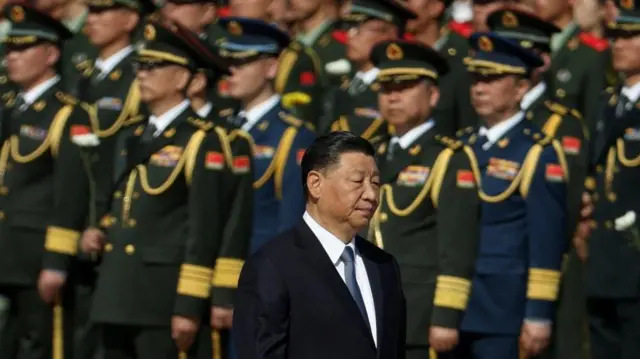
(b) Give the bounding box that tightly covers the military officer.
[178,23,254,359]
[585,3,640,358]
[319,0,416,142]
[369,40,480,359]
[215,17,316,253]
[453,33,568,359]
[58,0,96,95]
[404,0,476,136]
[79,20,229,358]
[0,4,92,359]
[534,0,610,135]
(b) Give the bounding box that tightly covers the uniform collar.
[521,81,547,110]
[196,101,214,118]
[20,75,60,105]
[621,81,640,104]
[355,67,380,86]
[303,211,356,266]
[95,45,133,78]
[551,22,578,53]
[389,119,435,150]
[479,111,524,149]
[240,94,280,131]
[149,100,190,136]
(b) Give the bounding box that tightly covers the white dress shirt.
[389,119,435,150]
[196,102,213,118]
[20,76,60,107]
[354,67,380,86]
[303,211,378,346]
[621,81,640,103]
[94,46,133,80]
[148,100,191,137]
[520,81,547,111]
[478,111,525,150]
[239,94,280,132]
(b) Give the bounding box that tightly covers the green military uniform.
[60,8,97,96]
[369,40,480,359]
[89,21,228,359]
[547,20,610,136]
[0,19,13,94]
[0,5,92,359]
[485,10,592,359]
[297,19,348,87]
[319,0,417,142]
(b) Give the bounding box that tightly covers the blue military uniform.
[215,17,316,253]
[454,33,568,359]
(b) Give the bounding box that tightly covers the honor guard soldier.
[319,0,416,142]
[0,5,92,359]
[534,0,610,135]
[178,24,254,359]
[486,9,590,359]
[59,0,96,96]
[79,21,230,359]
[586,3,640,358]
[405,0,477,136]
[215,17,316,253]
[369,40,480,359]
[453,33,568,359]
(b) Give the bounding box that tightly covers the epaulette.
[455,126,475,138]
[282,92,311,109]
[279,112,302,127]
[448,21,472,39]
[331,30,348,44]
[218,108,234,118]
[579,32,608,52]
[544,100,568,116]
[56,91,77,105]
[436,135,463,150]
[187,116,214,131]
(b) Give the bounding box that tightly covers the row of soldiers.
[0,0,636,359]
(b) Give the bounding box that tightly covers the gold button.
[128,219,137,227]
[114,191,122,199]
[556,89,566,98]
[380,212,388,222]
[0,186,8,195]
[605,220,613,229]
[0,211,5,220]
[133,192,140,199]
[596,165,603,173]
[608,193,617,202]
[448,48,457,56]
[125,244,135,255]
[104,243,113,252]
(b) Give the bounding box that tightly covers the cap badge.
[144,24,156,41]
[478,36,493,52]
[11,6,25,23]
[502,11,518,28]
[386,43,403,60]
[228,21,242,36]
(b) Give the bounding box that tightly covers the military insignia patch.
[134,125,144,136]
[144,24,156,41]
[562,136,581,154]
[456,170,475,188]
[97,97,123,111]
[487,158,520,180]
[354,107,380,119]
[11,6,25,23]
[296,149,306,165]
[205,151,225,170]
[624,127,640,141]
[478,36,493,52]
[497,138,509,148]
[33,100,46,112]
[545,164,565,182]
[299,71,316,86]
[386,43,403,60]
[233,155,250,174]
[163,128,176,138]
[254,145,275,159]
[20,125,47,140]
[502,11,518,28]
[110,69,122,81]
[397,166,430,187]
[70,125,91,137]
[227,21,242,35]
[151,146,183,167]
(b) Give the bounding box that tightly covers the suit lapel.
[294,222,377,349]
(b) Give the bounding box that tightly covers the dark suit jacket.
[233,221,406,359]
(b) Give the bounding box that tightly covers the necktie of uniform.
[11,95,26,119]
[617,94,633,118]
[386,140,400,161]
[348,76,366,96]
[141,123,157,143]
[341,246,370,328]
[91,67,103,86]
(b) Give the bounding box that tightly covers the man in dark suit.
[233,131,407,359]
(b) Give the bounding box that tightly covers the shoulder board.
[56,92,77,105]
[436,135,463,150]
[544,100,568,116]
[187,116,214,131]
[448,21,472,39]
[331,30,348,45]
[578,32,608,52]
[455,126,475,138]
[279,112,302,127]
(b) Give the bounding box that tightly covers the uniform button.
[556,89,566,98]
[0,211,5,220]
[605,220,613,229]
[0,186,8,195]
[380,212,388,222]
[114,191,122,199]
[608,193,617,202]
[596,165,603,173]
[125,244,135,255]
[128,219,137,227]
[133,192,140,199]
[104,243,113,252]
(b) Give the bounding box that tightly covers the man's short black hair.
[300,132,376,196]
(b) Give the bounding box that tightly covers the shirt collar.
[95,46,134,78]
[149,100,191,136]
[296,20,333,47]
[303,211,356,266]
[196,102,213,118]
[521,81,547,110]
[240,94,280,131]
[390,119,435,150]
[479,111,524,148]
[21,75,60,105]
[621,82,640,104]
[355,67,380,86]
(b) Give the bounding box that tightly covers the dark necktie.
[234,114,247,128]
[617,94,633,118]
[348,76,366,96]
[91,67,103,86]
[11,95,26,119]
[341,246,370,328]
[386,140,400,161]
[141,123,157,143]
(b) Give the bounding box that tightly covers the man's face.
[161,1,214,33]
[534,0,570,22]
[470,74,529,118]
[227,58,277,100]
[86,8,138,47]
[612,34,640,74]
[472,1,508,31]
[287,0,322,22]
[313,152,380,231]
[379,80,440,128]
[346,19,397,64]
[6,44,58,87]
[230,0,271,20]
[135,63,190,104]
[405,0,442,34]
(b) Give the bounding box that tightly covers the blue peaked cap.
[217,17,290,57]
[465,32,543,76]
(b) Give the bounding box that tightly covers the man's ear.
[265,57,279,80]
[44,44,60,67]
[187,71,207,98]
[306,170,324,201]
